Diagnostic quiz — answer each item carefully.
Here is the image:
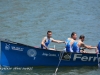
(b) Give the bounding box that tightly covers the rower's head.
[47,31,52,38]
[71,32,77,40]
[79,35,85,42]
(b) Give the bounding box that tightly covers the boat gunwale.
[0,39,99,55]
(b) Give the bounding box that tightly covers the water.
[0,66,100,75]
[0,0,100,75]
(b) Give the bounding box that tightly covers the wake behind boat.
[0,39,100,67]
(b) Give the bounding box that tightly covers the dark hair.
[47,31,52,34]
[79,35,85,39]
[71,32,76,37]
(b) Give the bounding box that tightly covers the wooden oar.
[53,51,64,75]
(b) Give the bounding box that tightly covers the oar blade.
[54,68,58,74]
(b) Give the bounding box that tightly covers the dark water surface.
[0,66,100,75]
[0,0,100,75]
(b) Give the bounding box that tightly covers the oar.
[95,49,100,68]
[80,47,86,50]
[54,51,64,75]
[82,48,100,68]
[54,45,55,50]
[54,47,86,75]
[84,47,100,68]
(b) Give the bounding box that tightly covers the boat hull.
[0,40,100,67]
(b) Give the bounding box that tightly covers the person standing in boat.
[41,31,65,50]
[72,35,97,53]
[65,32,77,52]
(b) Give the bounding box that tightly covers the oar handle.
[80,47,97,50]
[80,47,86,50]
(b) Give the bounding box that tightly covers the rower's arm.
[81,43,97,49]
[41,37,48,49]
[52,39,65,43]
[85,45,97,49]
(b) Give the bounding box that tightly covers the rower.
[72,35,97,53]
[97,41,100,53]
[65,32,77,52]
[41,31,65,50]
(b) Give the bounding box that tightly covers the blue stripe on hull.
[0,41,99,67]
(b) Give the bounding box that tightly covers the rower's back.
[65,38,74,52]
[65,32,77,52]
[72,40,80,53]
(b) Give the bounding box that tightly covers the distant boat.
[0,39,100,67]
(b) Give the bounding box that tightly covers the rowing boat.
[0,39,100,67]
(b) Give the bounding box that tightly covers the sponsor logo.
[11,46,24,51]
[73,54,100,62]
[27,49,37,58]
[61,53,71,61]
[5,43,24,51]
[42,53,57,57]
[5,44,10,50]
[61,53,100,62]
